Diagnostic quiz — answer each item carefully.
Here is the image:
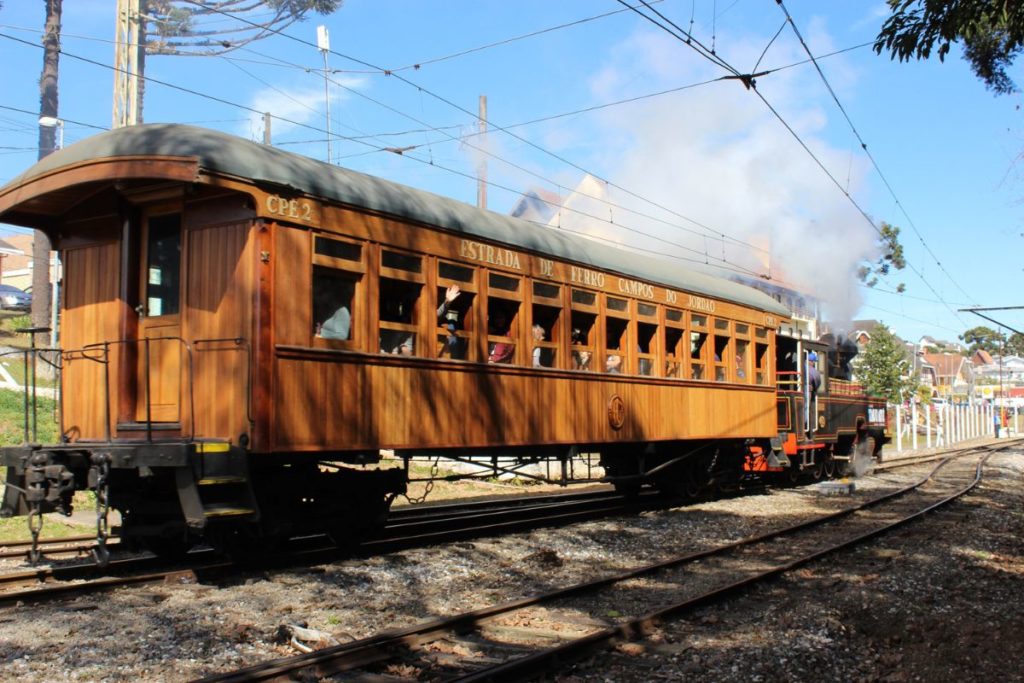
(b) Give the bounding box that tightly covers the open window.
[487,272,521,364]
[734,323,750,383]
[436,260,476,360]
[637,302,658,377]
[664,307,685,378]
[690,313,708,380]
[605,295,630,374]
[755,328,770,385]
[570,289,598,371]
[531,281,561,368]
[713,318,731,382]
[312,235,364,348]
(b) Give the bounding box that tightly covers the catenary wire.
[0,33,767,280]
[774,0,977,306]
[615,2,969,327]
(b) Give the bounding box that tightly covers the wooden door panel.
[135,319,181,422]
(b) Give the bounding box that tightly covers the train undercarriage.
[1,426,884,565]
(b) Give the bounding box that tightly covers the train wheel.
[822,455,837,479]
[683,465,705,498]
[783,462,801,486]
[809,457,825,481]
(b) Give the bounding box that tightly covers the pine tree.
[854,325,918,403]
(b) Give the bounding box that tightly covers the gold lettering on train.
[570,266,606,288]
[538,258,554,277]
[765,315,779,328]
[265,194,314,222]
[688,294,716,313]
[459,239,523,270]
[665,290,678,304]
[616,278,655,299]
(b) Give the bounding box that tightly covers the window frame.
[569,288,600,372]
[663,307,686,379]
[436,259,479,361]
[311,233,366,351]
[486,272,523,365]
[530,280,563,370]
[689,313,709,380]
[636,301,659,378]
[378,247,426,357]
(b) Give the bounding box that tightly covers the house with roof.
[922,352,974,397]
[0,233,33,290]
[0,235,25,284]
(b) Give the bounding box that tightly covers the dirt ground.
[561,448,1024,682]
[0,445,1021,682]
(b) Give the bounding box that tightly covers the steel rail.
[452,448,998,681]
[190,441,1008,683]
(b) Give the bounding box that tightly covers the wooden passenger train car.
[0,124,887,556]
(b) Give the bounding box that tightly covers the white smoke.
[524,20,883,328]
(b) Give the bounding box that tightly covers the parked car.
[0,284,31,311]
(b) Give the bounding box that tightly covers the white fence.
[890,401,1018,454]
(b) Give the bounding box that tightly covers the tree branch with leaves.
[857,221,907,292]
[875,0,1024,95]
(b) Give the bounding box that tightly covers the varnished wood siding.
[61,240,124,440]
[271,352,777,451]
[184,220,255,441]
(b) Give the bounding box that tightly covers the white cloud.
[240,75,367,140]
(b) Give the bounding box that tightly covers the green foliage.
[875,0,1024,94]
[143,0,344,55]
[0,388,58,446]
[959,325,1004,353]
[855,324,919,403]
[1005,331,1024,356]
[858,221,907,290]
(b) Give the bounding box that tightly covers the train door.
[133,210,183,424]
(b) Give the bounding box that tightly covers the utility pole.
[317,25,332,164]
[477,95,487,210]
[263,112,272,145]
[113,0,141,128]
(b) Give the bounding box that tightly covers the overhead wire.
[617,0,969,327]
[773,0,978,307]
[176,0,772,262]
[0,32,767,281]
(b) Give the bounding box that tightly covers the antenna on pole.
[317,25,332,164]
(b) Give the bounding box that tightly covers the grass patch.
[0,387,58,446]
[0,513,94,544]
[0,311,35,350]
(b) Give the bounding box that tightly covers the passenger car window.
[313,266,356,341]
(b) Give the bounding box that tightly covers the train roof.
[3,124,788,317]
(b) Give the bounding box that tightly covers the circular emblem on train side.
[608,394,626,430]
[818,414,827,429]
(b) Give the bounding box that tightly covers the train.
[0,124,889,560]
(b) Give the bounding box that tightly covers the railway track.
[189,441,1008,682]
[0,533,104,561]
[0,488,674,605]
[0,443,999,606]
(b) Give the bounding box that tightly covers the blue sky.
[1,1,1021,343]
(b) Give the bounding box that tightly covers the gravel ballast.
[1,445,1021,682]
